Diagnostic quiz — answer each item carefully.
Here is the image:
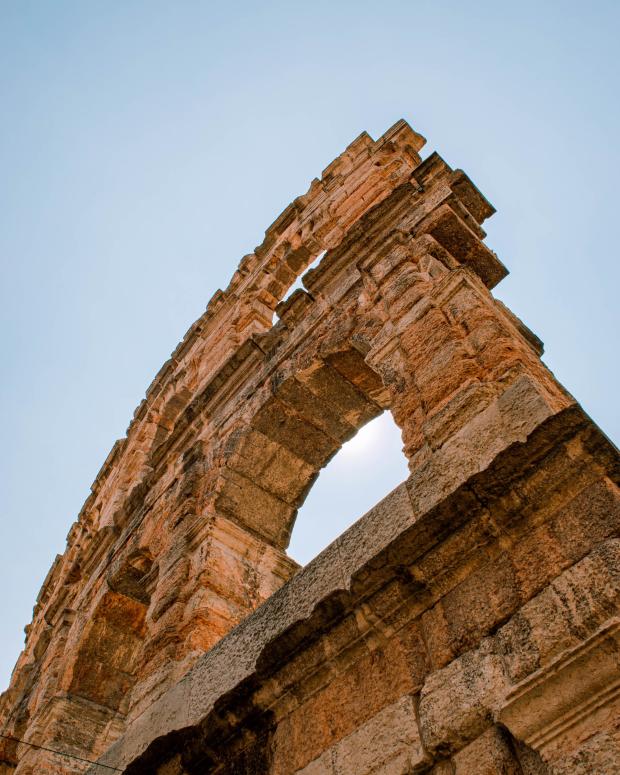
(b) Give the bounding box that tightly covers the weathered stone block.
[452,727,522,775]
[295,695,428,775]
[418,646,509,755]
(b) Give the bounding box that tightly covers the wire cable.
[0,732,123,771]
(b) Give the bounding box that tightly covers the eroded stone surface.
[1,120,618,775]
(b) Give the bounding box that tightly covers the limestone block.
[418,646,509,755]
[334,695,429,774]
[452,727,522,775]
[496,539,620,685]
[296,750,334,774]
[296,695,428,775]
[499,618,620,764]
[544,731,620,775]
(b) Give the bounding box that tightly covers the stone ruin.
[1,119,619,774]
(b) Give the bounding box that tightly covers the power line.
[0,732,123,772]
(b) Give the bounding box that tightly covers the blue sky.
[1,0,618,691]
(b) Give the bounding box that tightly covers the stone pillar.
[363,226,572,501]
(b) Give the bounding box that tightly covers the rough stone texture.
[295,695,428,775]
[1,120,618,774]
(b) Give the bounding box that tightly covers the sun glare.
[287,412,409,565]
[339,414,384,459]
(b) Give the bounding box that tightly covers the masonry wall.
[111,409,618,775]
[1,120,618,774]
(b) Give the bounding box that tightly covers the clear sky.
[1,0,618,691]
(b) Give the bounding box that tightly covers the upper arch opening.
[272,250,327,325]
[287,410,409,565]
[212,346,396,552]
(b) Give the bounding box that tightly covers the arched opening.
[213,345,408,563]
[59,551,156,725]
[287,411,409,564]
[64,590,147,712]
[272,250,326,325]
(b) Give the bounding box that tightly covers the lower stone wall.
[89,407,620,775]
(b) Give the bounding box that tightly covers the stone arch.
[64,590,147,713]
[60,551,157,719]
[213,345,395,552]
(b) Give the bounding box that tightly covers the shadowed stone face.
[1,120,618,775]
